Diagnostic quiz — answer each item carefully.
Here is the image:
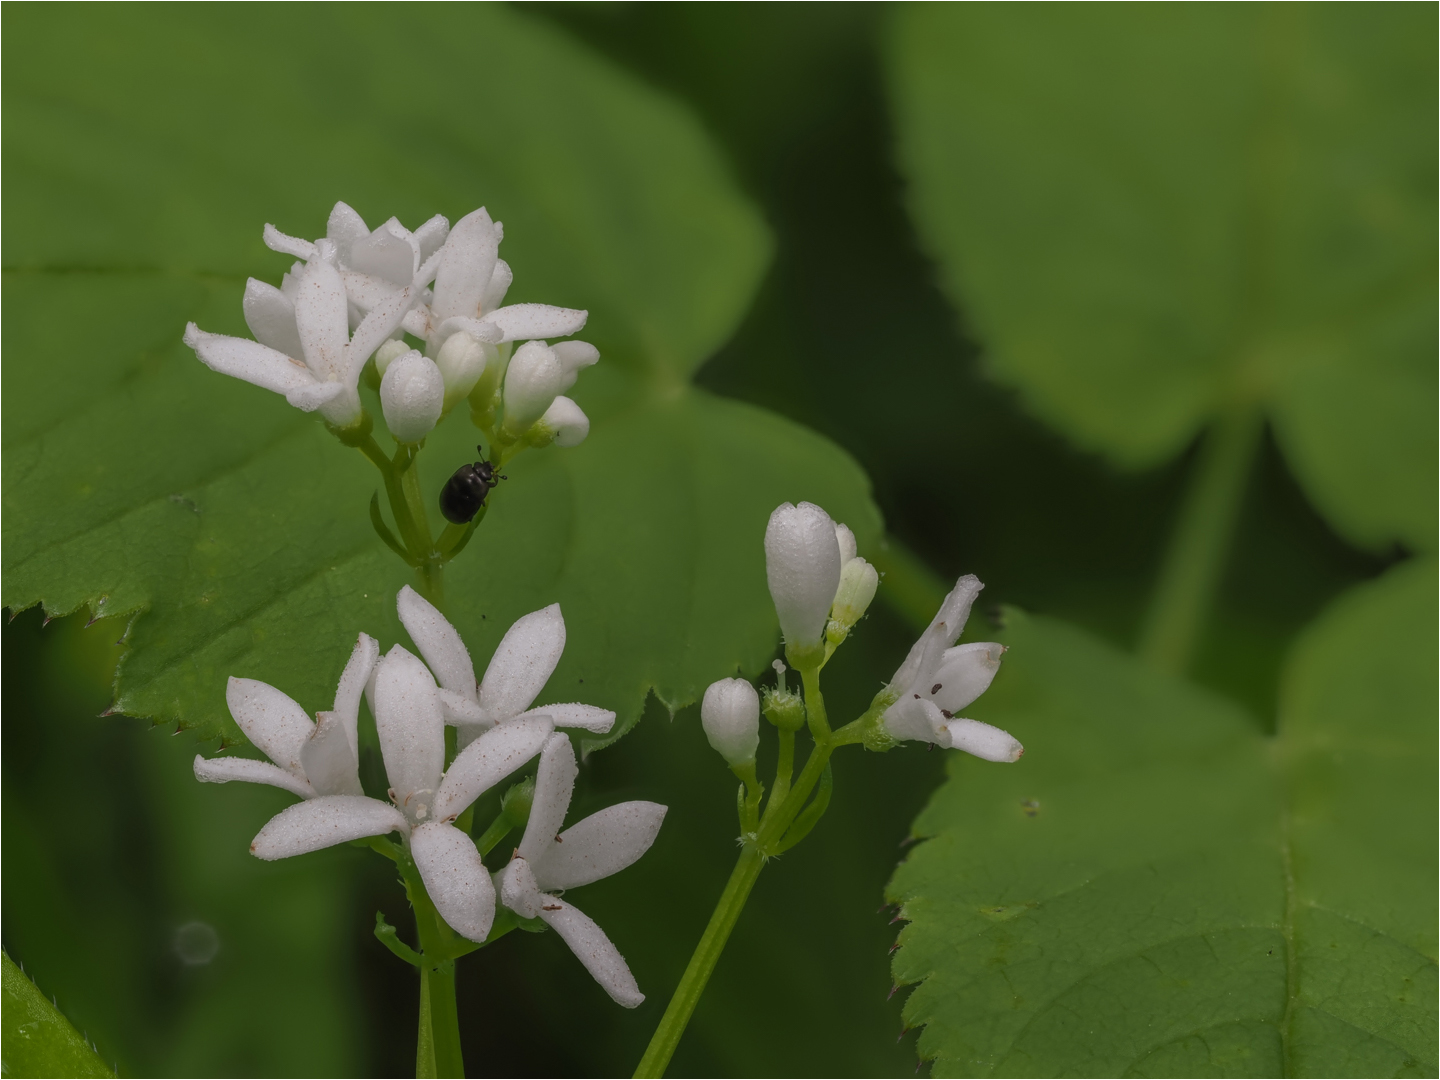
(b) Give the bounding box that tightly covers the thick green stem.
[632,846,766,1079]
[400,854,464,1079]
[1138,404,1264,675]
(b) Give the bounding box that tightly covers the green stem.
[474,814,515,857]
[1138,403,1264,676]
[400,854,464,1079]
[632,845,766,1079]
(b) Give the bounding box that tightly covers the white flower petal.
[432,207,500,323]
[939,717,1024,763]
[250,795,407,860]
[534,801,667,892]
[339,270,397,314]
[434,715,553,822]
[242,279,304,360]
[481,303,588,343]
[481,258,513,312]
[401,305,433,339]
[929,642,1004,714]
[439,689,489,726]
[351,218,419,287]
[300,711,363,797]
[193,754,316,800]
[225,676,314,777]
[512,703,615,734]
[293,256,350,381]
[881,694,947,745]
[263,223,315,260]
[537,396,590,448]
[326,201,369,264]
[518,733,577,864]
[932,575,983,650]
[536,898,644,1008]
[479,603,566,721]
[765,502,843,652]
[413,214,451,264]
[550,340,600,382]
[411,821,496,943]
[397,586,477,701]
[183,324,343,411]
[346,282,417,386]
[374,645,445,820]
[333,633,379,759]
[497,854,543,919]
[434,315,503,346]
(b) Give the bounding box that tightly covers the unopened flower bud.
[764,502,843,663]
[435,330,493,407]
[701,678,760,766]
[827,557,879,644]
[501,342,565,436]
[530,395,590,448]
[374,338,410,376]
[834,522,858,564]
[380,350,444,443]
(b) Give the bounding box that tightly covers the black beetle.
[439,447,505,524]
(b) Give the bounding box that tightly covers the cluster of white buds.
[184,202,600,450]
[880,575,1022,761]
[763,502,879,668]
[194,586,662,1007]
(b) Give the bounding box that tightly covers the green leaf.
[888,559,1437,1076]
[886,5,1436,552]
[2,7,877,745]
[2,952,113,1078]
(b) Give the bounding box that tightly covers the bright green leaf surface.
[888,559,1437,1077]
[887,5,1437,551]
[2,953,113,1078]
[2,8,877,745]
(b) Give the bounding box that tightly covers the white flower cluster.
[700,500,1021,766]
[194,586,661,1007]
[184,203,597,448]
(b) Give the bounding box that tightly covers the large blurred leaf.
[886,5,1436,552]
[2,6,879,745]
[889,558,1437,1076]
[2,953,113,1078]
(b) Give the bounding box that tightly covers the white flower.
[827,522,879,642]
[394,586,616,746]
[184,239,421,427]
[379,350,445,443]
[880,575,1021,762]
[764,502,843,659]
[496,733,666,1008]
[701,678,760,766]
[196,633,554,943]
[194,632,380,799]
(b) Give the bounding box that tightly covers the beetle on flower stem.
[440,445,506,524]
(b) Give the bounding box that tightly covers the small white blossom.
[881,575,1021,762]
[196,630,554,943]
[394,586,616,747]
[185,239,423,428]
[701,678,761,766]
[379,350,445,443]
[764,502,843,659]
[496,733,665,1008]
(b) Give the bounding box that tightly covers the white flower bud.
[380,351,444,443]
[531,395,590,448]
[501,342,565,436]
[701,678,760,766]
[828,557,879,638]
[374,338,410,376]
[834,522,857,564]
[435,330,493,407]
[764,502,843,659]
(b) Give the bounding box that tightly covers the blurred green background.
[2,4,1426,1077]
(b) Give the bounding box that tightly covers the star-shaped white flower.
[496,732,666,1008]
[881,574,1022,762]
[395,585,616,745]
[184,238,422,427]
[196,635,553,943]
